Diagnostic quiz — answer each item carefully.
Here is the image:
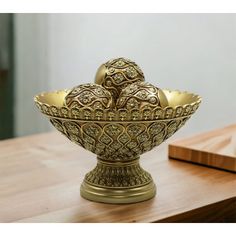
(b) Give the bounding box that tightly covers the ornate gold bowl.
[34,89,201,204]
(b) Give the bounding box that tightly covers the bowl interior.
[164,90,199,107]
[37,90,69,106]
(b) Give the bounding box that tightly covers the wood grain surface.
[0,132,236,223]
[169,124,236,172]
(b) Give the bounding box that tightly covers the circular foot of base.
[80,181,156,204]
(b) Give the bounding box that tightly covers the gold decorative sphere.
[116,81,168,110]
[95,57,145,101]
[64,83,114,110]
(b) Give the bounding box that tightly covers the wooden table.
[0,132,235,223]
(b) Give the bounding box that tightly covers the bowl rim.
[34,89,201,122]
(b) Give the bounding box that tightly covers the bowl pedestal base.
[80,157,156,204]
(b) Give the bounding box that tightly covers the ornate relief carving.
[95,58,145,101]
[85,161,152,188]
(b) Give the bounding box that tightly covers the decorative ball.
[64,83,114,110]
[116,81,168,110]
[95,57,145,101]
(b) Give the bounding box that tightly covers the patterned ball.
[64,83,114,110]
[116,81,168,110]
[95,57,145,101]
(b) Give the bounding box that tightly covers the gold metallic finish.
[80,157,156,204]
[81,180,156,204]
[34,57,201,204]
[116,81,168,110]
[64,83,114,109]
[35,88,201,204]
[35,90,200,121]
[95,58,145,101]
[158,89,169,108]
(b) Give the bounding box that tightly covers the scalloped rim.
[34,89,201,121]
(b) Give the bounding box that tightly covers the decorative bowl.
[34,89,201,204]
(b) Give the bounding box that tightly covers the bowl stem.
[80,157,156,204]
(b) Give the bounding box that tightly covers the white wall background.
[14,14,236,138]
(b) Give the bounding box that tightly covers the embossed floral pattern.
[65,83,114,110]
[95,58,145,101]
[116,81,167,111]
[85,163,152,188]
[49,118,191,162]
